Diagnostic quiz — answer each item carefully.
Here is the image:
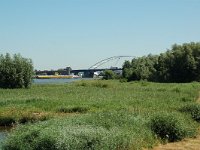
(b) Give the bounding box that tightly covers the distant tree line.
[0,53,34,88]
[122,42,200,83]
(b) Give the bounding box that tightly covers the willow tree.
[0,53,34,88]
[122,42,200,82]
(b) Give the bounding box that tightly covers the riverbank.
[35,75,81,79]
[0,80,200,149]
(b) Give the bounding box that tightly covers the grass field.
[0,80,200,149]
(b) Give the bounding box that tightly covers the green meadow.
[0,80,200,149]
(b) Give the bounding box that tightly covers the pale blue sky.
[0,0,200,70]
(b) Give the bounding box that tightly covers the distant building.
[35,66,72,75]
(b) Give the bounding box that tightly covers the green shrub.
[0,116,15,126]
[57,106,89,113]
[180,104,200,122]
[150,113,195,142]
[102,70,116,80]
[0,53,34,89]
[2,127,57,150]
[34,135,57,150]
[2,120,132,150]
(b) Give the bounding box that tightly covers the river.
[32,78,81,84]
[33,78,91,84]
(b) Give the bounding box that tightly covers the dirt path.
[151,92,200,150]
[152,134,200,150]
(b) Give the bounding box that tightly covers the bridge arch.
[88,56,135,69]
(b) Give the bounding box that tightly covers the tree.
[122,61,133,80]
[122,55,158,81]
[122,42,200,82]
[102,70,116,80]
[0,53,34,88]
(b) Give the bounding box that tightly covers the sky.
[0,0,200,70]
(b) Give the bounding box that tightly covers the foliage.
[2,121,129,150]
[0,81,200,149]
[150,112,196,142]
[123,42,200,82]
[0,53,34,88]
[102,70,116,80]
[2,110,154,150]
[180,104,200,122]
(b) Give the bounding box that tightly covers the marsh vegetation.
[0,80,200,149]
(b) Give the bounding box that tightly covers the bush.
[150,113,195,142]
[102,70,116,80]
[2,120,131,150]
[2,127,57,150]
[34,135,57,150]
[0,53,34,88]
[180,104,200,122]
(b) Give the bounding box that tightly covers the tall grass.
[0,80,200,149]
[3,112,154,150]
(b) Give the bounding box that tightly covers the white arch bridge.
[71,56,135,77]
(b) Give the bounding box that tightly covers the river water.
[33,78,87,84]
